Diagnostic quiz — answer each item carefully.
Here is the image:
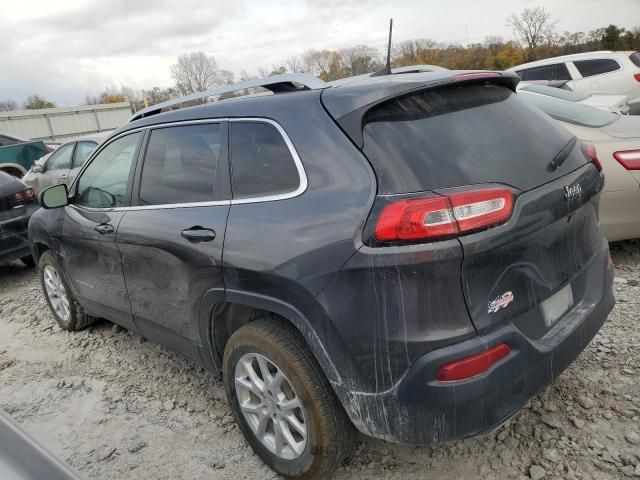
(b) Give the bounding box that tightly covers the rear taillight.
[613,150,640,170]
[633,72,640,82]
[582,141,602,172]
[374,187,513,242]
[436,343,511,382]
[43,146,52,154]
[10,188,35,207]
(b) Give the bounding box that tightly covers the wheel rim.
[43,265,70,322]
[234,353,308,460]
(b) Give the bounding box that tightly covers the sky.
[1,0,639,106]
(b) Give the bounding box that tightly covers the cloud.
[0,0,638,105]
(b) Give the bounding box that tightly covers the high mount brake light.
[581,141,602,172]
[374,188,513,242]
[453,72,500,81]
[613,150,640,170]
[436,343,511,382]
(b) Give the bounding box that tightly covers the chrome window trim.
[68,117,307,212]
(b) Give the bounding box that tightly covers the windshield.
[520,84,589,102]
[518,91,618,128]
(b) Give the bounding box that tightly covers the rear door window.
[362,84,582,193]
[230,122,300,199]
[47,143,74,170]
[573,59,620,77]
[73,141,97,168]
[138,124,222,206]
[521,63,571,81]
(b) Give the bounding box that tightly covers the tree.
[507,7,556,62]
[301,49,343,81]
[286,55,304,73]
[0,100,17,111]
[340,45,380,76]
[601,24,625,49]
[170,52,223,95]
[23,95,55,109]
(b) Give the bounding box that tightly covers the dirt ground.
[1,241,639,480]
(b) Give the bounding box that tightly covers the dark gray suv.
[28,70,615,478]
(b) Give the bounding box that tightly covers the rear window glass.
[362,84,579,194]
[574,59,620,77]
[230,122,300,199]
[520,84,588,101]
[519,92,618,128]
[630,52,640,67]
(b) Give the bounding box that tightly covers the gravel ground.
[0,240,639,480]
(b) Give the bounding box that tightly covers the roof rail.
[130,73,327,122]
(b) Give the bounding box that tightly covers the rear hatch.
[329,79,605,334]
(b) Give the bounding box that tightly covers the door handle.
[181,227,216,243]
[95,223,114,235]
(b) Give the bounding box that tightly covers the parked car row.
[507,50,640,113]
[27,68,615,478]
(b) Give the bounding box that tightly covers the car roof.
[507,51,629,71]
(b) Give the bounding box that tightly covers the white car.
[518,90,640,242]
[508,51,640,111]
[516,83,629,114]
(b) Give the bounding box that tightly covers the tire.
[20,255,35,268]
[39,251,95,331]
[223,318,355,479]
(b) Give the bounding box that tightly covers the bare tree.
[340,45,381,76]
[171,52,222,95]
[0,100,17,111]
[507,7,556,62]
[286,55,304,73]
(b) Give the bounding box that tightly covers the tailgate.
[458,162,605,333]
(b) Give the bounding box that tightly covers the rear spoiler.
[324,71,519,149]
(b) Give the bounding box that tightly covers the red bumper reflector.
[436,343,511,382]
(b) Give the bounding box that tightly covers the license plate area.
[541,284,574,328]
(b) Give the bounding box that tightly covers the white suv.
[508,51,640,111]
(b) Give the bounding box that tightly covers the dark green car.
[0,132,50,178]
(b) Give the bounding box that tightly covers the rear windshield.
[519,91,618,128]
[520,84,588,101]
[362,84,580,194]
[630,52,640,67]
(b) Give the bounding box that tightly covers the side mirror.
[32,164,44,173]
[39,184,69,209]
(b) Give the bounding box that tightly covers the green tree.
[23,95,55,109]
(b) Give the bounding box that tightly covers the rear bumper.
[0,206,37,264]
[600,189,640,242]
[334,244,614,445]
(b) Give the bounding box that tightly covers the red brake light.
[582,141,602,172]
[43,146,52,155]
[633,72,640,82]
[613,150,640,170]
[374,188,513,242]
[454,72,500,81]
[448,188,513,233]
[436,343,511,382]
[12,188,35,204]
[375,196,458,241]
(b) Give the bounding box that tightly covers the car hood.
[600,116,640,140]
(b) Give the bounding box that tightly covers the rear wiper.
[548,137,577,171]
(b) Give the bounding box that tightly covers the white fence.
[0,102,132,142]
